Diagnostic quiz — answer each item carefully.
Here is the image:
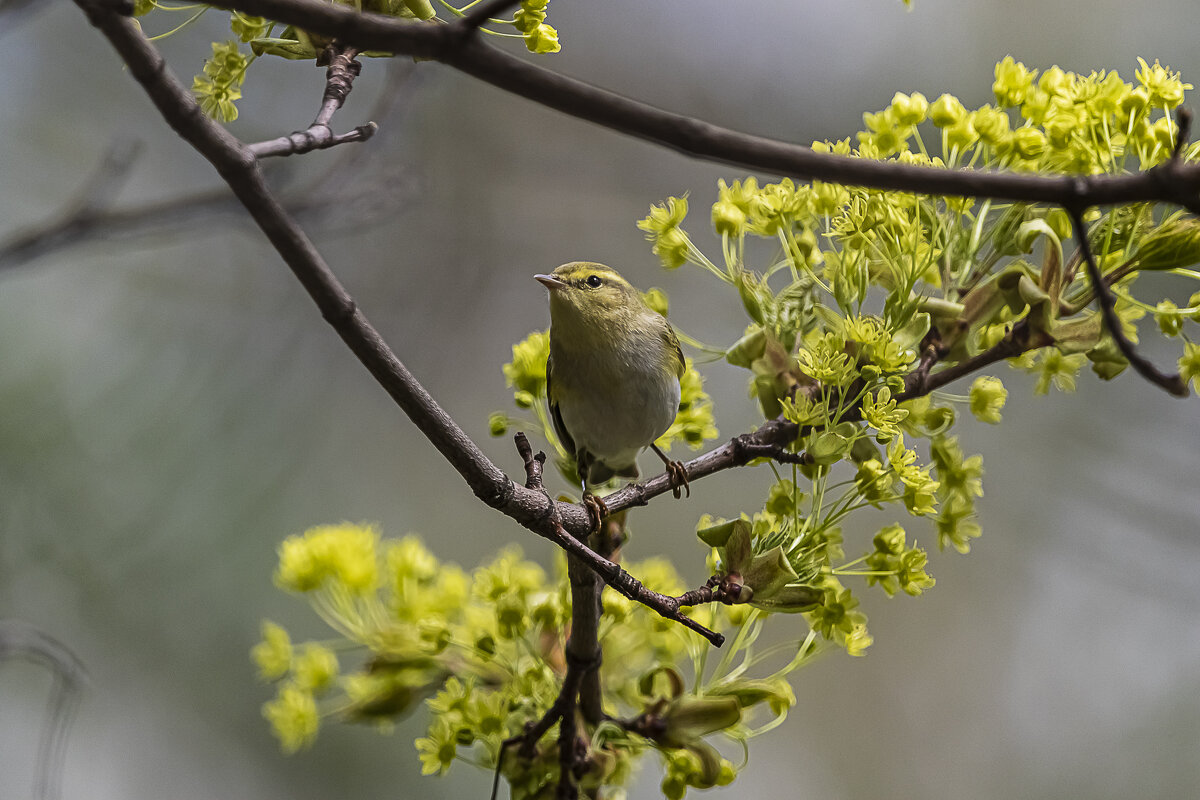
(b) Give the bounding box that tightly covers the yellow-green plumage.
[536,262,684,486]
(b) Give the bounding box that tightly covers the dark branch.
[489,648,590,800]
[1174,108,1192,161]
[1066,206,1188,396]
[515,434,724,648]
[208,0,1200,208]
[899,320,1046,400]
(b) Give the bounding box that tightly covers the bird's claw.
[582,492,608,533]
[665,460,690,499]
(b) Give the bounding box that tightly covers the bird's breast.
[551,336,680,465]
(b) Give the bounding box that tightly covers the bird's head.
[535,262,646,332]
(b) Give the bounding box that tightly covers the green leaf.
[1014,217,1058,254]
[662,696,741,742]
[638,666,685,701]
[696,517,744,548]
[749,584,822,613]
[741,546,797,599]
[401,0,436,19]
[1135,216,1200,271]
[736,271,768,325]
[1086,336,1129,380]
[709,678,795,715]
[1047,312,1104,354]
[724,520,753,574]
[725,328,767,368]
[892,311,931,351]
[250,36,319,60]
[808,430,849,465]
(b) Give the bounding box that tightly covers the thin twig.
[514,434,725,648]
[455,0,522,33]
[487,643,592,800]
[1066,206,1188,396]
[247,44,378,158]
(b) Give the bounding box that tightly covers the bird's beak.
[535,273,567,290]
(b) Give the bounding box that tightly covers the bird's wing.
[662,321,686,380]
[545,351,577,459]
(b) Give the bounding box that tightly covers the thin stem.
[1066,206,1188,396]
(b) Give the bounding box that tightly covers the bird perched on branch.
[536,262,690,528]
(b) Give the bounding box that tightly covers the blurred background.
[2,0,1199,798]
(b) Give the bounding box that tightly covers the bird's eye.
[584,275,603,288]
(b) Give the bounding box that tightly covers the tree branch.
[1066,206,1189,396]
[205,0,1200,209]
[514,434,724,648]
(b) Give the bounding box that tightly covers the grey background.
[2,1,1198,798]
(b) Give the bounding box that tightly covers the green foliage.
[256,524,813,797]
[137,1,563,122]
[259,56,1200,798]
[192,41,248,123]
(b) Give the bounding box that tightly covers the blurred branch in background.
[0,620,87,800]
[0,61,418,273]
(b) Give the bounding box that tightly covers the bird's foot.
[665,460,690,499]
[582,492,608,533]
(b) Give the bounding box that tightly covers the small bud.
[930,93,967,127]
[1155,300,1184,337]
[642,287,669,317]
[971,105,1010,147]
[1121,86,1152,116]
[712,200,747,237]
[1009,127,1046,160]
[873,523,906,555]
[487,412,509,437]
[889,91,929,126]
[993,56,1036,108]
[969,376,1007,424]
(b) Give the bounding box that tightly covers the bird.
[535,261,690,528]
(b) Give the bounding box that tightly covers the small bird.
[536,262,690,527]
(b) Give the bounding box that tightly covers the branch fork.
[248,43,377,158]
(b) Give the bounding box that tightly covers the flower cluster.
[192,41,248,123]
[257,524,807,799]
[141,1,562,123]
